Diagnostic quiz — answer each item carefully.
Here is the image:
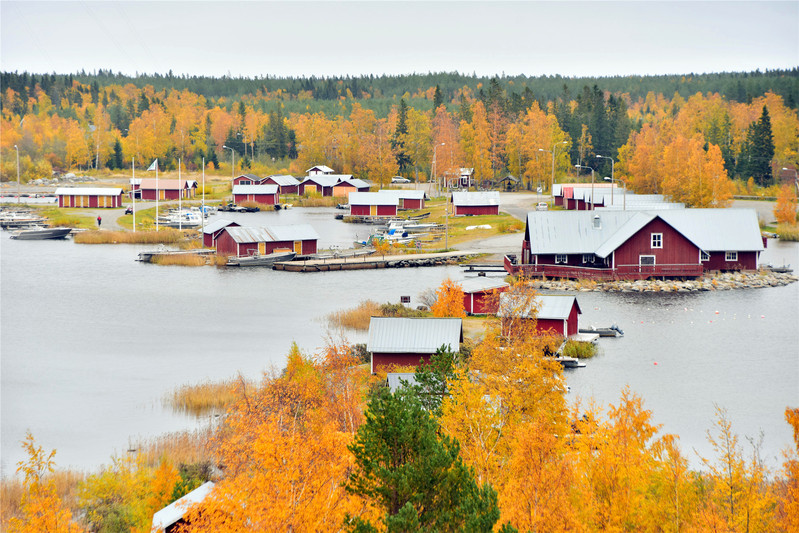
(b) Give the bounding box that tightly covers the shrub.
[776,224,799,241]
[561,340,598,359]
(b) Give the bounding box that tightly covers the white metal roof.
[349,192,398,206]
[460,277,509,294]
[55,187,123,196]
[660,209,764,252]
[498,293,580,320]
[337,178,370,189]
[367,317,463,354]
[452,191,500,207]
[203,218,236,234]
[265,175,300,186]
[232,184,279,195]
[306,165,334,173]
[377,189,426,200]
[386,373,418,392]
[235,173,261,181]
[301,175,340,187]
[225,224,319,243]
[151,481,214,532]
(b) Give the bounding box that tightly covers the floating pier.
[274,250,479,272]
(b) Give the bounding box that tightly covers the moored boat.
[226,250,297,267]
[9,226,72,240]
[578,324,624,337]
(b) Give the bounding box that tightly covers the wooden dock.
[274,250,479,272]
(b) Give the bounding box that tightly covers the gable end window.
[725,251,738,262]
[651,233,663,249]
[240,179,251,185]
[700,250,710,262]
[555,254,568,264]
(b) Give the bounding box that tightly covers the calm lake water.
[1,209,797,475]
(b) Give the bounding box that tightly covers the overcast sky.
[1,1,797,79]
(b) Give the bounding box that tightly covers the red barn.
[452,191,500,216]
[367,317,463,374]
[263,175,300,195]
[215,224,319,257]
[299,175,339,196]
[232,184,279,205]
[202,219,238,248]
[55,187,123,208]
[306,165,334,176]
[461,277,509,315]
[138,179,197,201]
[499,294,582,337]
[377,189,426,210]
[349,192,398,217]
[232,174,264,186]
[332,177,370,197]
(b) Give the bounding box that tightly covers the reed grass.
[295,195,338,207]
[238,200,274,211]
[168,377,251,416]
[1,469,86,530]
[328,300,382,331]
[151,253,207,266]
[128,429,215,468]
[776,224,799,241]
[74,229,185,244]
[561,340,598,359]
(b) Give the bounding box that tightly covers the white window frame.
[555,254,568,264]
[700,250,710,262]
[639,255,656,266]
[582,254,594,264]
[651,233,663,249]
[240,179,251,185]
[725,251,738,262]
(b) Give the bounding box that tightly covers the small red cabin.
[55,187,123,208]
[377,189,426,210]
[349,192,398,217]
[299,175,339,196]
[232,184,279,205]
[263,175,300,195]
[232,174,264,186]
[367,317,463,374]
[215,224,318,257]
[451,191,500,216]
[202,219,239,248]
[499,294,582,337]
[461,278,509,315]
[137,179,197,201]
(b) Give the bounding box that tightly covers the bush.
[776,224,799,241]
[561,340,598,359]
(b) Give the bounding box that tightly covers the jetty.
[274,250,479,272]
[137,249,215,263]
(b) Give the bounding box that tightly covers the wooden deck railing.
[504,256,704,280]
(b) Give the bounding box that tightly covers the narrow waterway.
[1,211,797,475]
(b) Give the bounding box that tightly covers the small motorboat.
[579,324,624,337]
[226,250,297,267]
[10,226,72,240]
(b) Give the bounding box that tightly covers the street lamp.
[596,154,615,205]
[433,142,445,196]
[604,176,626,210]
[222,145,235,180]
[538,140,568,198]
[14,145,20,204]
[575,164,595,210]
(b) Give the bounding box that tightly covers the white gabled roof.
[265,175,300,186]
[337,178,370,189]
[301,175,340,187]
[306,165,334,174]
[55,187,123,196]
[660,209,764,252]
[225,224,319,243]
[498,293,580,320]
[377,189,426,201]
[452,191,500,207]
[460,277,509,294]
[203,218,237,234]
[151,482,214,532]
[367,317,463,354]
[349,192,398,206]
[232,184,278,195]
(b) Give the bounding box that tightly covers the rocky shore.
[528,270,798,293]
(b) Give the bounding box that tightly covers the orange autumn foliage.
[431,278,466,318]
[774,184,798,225]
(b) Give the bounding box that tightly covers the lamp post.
[604,176,626,210]
[575,164,595,209]
[538,140,568,200]
[596,154,615,205]
[222,145,235,180]
[14,144,20,204]
[433,142,445,196]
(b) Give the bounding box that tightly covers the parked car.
[536,202,548,211]
[391,176,410,184]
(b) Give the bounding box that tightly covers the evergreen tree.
[433,84,443,111]
[751,105,776,186]
[391,98,412,174]
[108,139,124,169]
[413,345,460,416]
[345,386,504,532]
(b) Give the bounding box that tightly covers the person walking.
[97,215,102,227]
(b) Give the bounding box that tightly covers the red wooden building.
[55,187,124,208]
[461,277,509,315]
[348,192,398,217]
[202,219,238,248]
[306,165,334,176]
[377,189,426,210]
[498,294,582,337]
[508,209,764,280]
[232,184,279,205]
[332,177,370,197]
[262,175,300,195]
[367,317,463,374]
[215,224,319,257]
[298,175,339,196]
[137,179,197,201]
[451,191,500,216]
[232,174,264,186]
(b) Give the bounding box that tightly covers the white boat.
[0,211,47,229]
[157,210,202,228]
[226,250,297,267]
[10,226,72,240]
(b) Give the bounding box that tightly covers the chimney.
[593,214,601,229]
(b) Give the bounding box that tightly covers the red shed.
[232,184,279,205]
[215,224,319,257]
[202,219,238,248]
[499,293,581,337]
[367,317,463,374]
[263,175,300,195]
[349,192,398,217]
[461,277,509,315]
[55,187,123,208]
[299,175,339,196]
[452,191,500,216]
[138,179,197,201]
[377,189,426,210]
[232,174,264,186]
[332,177,371,197]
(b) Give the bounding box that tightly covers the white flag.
[147,159,158,171]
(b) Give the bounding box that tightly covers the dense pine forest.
[1,68,797,205]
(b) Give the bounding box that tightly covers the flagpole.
[155,160,160,231]
[132,157,136,233]
[202,156,206,237]
[178,158,183,231]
